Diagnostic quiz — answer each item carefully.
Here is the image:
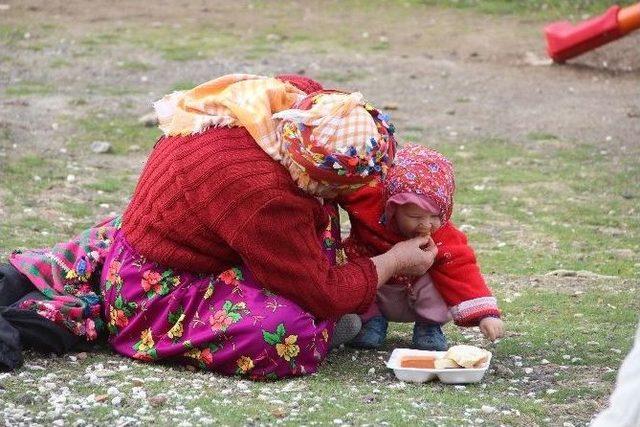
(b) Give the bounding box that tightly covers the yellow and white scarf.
[154,74,305,161]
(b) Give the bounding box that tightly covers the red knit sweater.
[339,184,500,326]
[121,75,378,319]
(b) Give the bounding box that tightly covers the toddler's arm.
[428,222,502,327]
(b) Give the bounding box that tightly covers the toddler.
[340,144,504,350]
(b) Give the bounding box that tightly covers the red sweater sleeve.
[228,192,378,319]
[430,222,501,326]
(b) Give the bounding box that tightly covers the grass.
[117,60,154,72]
[440,138,640,278]
[0,1,639,426]
[71,114,160,155]
[5,81,55,96]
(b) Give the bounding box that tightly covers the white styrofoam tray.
[386,348,492,384]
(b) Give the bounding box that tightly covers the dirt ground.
[2,0,640,156]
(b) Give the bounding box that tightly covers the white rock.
[481,405,497,413]
[524,368,534,374]
[368,367,375,375]
[111,396,122,406]
[66,174,76,182]
[90,141,112,154]
[131,387,146,399]
[540,359,550,364]
[546,389,557,395]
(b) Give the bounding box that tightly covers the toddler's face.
[394,203,442,238]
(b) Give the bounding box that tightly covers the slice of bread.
[434,357,460,369]
[444,345,490,368]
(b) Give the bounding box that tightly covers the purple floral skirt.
[100,206,343,379]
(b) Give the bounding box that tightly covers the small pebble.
[90,141,112,154]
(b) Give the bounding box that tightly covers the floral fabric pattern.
[100,204,342,379]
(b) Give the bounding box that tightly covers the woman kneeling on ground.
[0,74,438,379]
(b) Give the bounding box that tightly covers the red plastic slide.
[545,3,640,62]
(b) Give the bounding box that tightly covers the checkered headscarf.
[273,91,396,196]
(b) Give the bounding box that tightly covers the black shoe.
[412,322,448,351]
[348,316,388,349]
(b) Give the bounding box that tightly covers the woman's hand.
[479,317,504,341]
[390,235,438,277]
[371,235,438,288]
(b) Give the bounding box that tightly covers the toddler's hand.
[479,317,504,341]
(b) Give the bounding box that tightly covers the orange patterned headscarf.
[154,74,305,161]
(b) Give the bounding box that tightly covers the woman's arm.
[228,193,379,319]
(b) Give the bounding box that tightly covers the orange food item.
[400,356,436,369]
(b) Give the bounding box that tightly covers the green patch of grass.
[527,131,559,141]
[122,28,238,61]
[5,81,55,96]
[68,98,88,106]
[316,70,370,84]
[25,41,48,52]
[117,60,154,71]
[72,114,160,154]
[0,154,66,196]
[370,41,390,51]
[50,57,71,68]
[85,176,132,194]
[61,201,94,219]
[0,24,26,46]
[79,31,122,50]
[243,38,279,60]
[170,80,198,91]
[84,83,145,96]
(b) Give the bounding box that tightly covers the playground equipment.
[545,3,640,62]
